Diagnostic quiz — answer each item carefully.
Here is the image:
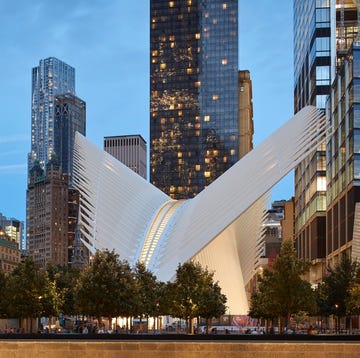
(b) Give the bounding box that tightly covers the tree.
[74,249,137,330]
[170,261,227,334]
[318,256,359,332]
[47,265,80,317]
[133,261,160,332]
[4,257,56,332]
[249,240,315,333]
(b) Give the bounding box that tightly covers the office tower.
[293,0,332,284]
[54,93,86,184]
[150,0,239,199]
[0,213,24,251]
[29,57,75,172]
[27,160,69,268]
[294,0,358,283]
[104,135,147,179]
[238,70,254,159]
[327,5,360,265]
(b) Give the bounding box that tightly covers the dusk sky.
[0,1,293,222]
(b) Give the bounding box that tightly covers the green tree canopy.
[169,261,227,334]
[249,240,314,332]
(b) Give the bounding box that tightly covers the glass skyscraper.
[54,93,86,185]
[29,57,75,172]
[293,0,359,283]
[293,0,331,283]
[150,0,239,199]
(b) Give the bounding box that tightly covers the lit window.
[195,33,201,39]
[317,176,326,191]
[195,165,201,171]
[178,110,183,116]
[222,58,228,65]
[212,94,219,100]
[204,171,211,178]
[170,104,175,109]
[195,116,200,121]
[169,1,174,7]
[213,150,218,156]
[178,152,182,158]
[160,118,166,124]
[187,68,193,74]
[170,42,175,48]
[160,63,167,69]
[205,12,209,18]
[194,81,201,87]
[195,123,200,129]
[152,50,158,56]
[223,157,228,163]
[205,158,210,164]
[195,130,200,136]
[169,35,175,41]
[222,3,227,9]
[204,115,210,121]
[187,0,192,4]
[230,149,236,155]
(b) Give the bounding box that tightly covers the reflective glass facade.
[326,42,360,261]
[29,57,75,172]
[150,0,239,199]
[293,0,331,266]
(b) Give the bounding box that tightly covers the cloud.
[0,134,28,144]
[0,164,27,173]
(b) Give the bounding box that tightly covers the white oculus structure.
[73,106,326,314]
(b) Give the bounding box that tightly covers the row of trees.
[0,250,226,333]
[249,240,360,333]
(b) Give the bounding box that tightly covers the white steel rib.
[73,106,326,314]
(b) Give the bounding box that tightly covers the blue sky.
[0,0,293,222]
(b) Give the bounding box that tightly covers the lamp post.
[334,304,339,334]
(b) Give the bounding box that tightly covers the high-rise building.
[104,135,147,179]
[26,160,69,268]
[54,93,86,184]
[29,57,75,172]
[150,0,239,199]
[293,0,332,284]
[293,0,358,283]
[327,38,360,266]
[27,58,86,268]
[0,213,24,251]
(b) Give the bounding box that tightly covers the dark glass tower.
[54,93,86,185]
[150,0,239,199]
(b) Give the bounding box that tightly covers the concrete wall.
[0,341,359,357]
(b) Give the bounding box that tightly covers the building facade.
[26,160,69,268]
[238,70,254,159]
[294,0,358,283]
[0,213,24,252]
[29,57,75,172]
[0,228,21,273]
[104,135,147,179]
[293,0,332,284]
[327,41,360,266]
[54,93,86,185]
[150,0,239,199]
